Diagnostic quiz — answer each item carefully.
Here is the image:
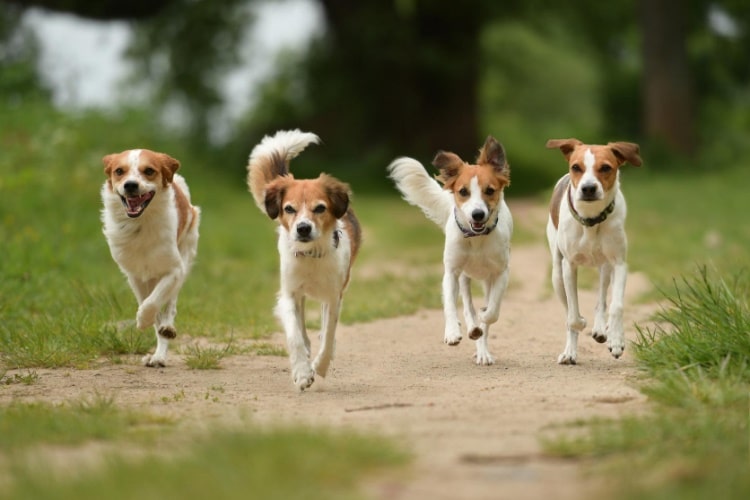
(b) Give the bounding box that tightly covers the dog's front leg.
[607,262,627,358]
[592,264,612,344]
[312,298,340,377]
[473,269,509,366]
[137,270,183,330]
[276,293,315,390]
[460,274,481,340]
[442,269,462,345]
[559,260,585,365]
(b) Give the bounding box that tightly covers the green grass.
[544,267,750,499]
[3,427,407,500]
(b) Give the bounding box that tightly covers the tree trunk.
[318,0,482,159]
[640,0,696,154]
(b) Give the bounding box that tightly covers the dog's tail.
[247,129,321,211]
[387,157,452,228]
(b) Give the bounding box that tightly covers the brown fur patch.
[173,180,191,239]
[549,174,570,229]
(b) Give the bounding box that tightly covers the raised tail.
[246,129,321,211]
[387,157,452,228]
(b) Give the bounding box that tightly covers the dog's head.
[546,138,641,202]
[263,173,350,246]
[432,136,510,235]
[102,149,180,218]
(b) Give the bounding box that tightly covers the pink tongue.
[125,193,151,213]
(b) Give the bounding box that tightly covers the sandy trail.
[1,202,657,499]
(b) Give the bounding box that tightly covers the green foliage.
[544,267,750,500]
[480,20,604,193]
[182,340,235,370]
[4,426,407,500]
[0,394,169,450]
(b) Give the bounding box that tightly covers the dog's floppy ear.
[322,174,351,219]
[478,135,509,177]
[546,138,583,160]
[158,153,181,186]
[608,141,642,167]
[102,154,117,176]
[263,179,285,220]
[432,151,464,189]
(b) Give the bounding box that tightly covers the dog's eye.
[143,167,156,176]
[571,164,583,173]
[114,168,125,176]
[599,164,612,173]
[458,188,469,197]
[284,205,297,214]
[312,204,326,214]
[484,187,496,196]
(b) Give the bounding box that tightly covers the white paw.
[479,307,498,325]
[312,355,331,378]
[142,353,166,368]
[292,363,315,391]
[557,352,577,365]
[608,335,625,359]
[137,303,158,330]
[474,350,496,366]
[444,326,462,346]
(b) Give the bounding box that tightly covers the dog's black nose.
[296,222,312,237]
[581,184,597,198]
[471,209,486,222]
[123,180,139,194]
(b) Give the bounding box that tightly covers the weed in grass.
[0,370,39,385]
[248,342,287,357]
[182,339,235,370]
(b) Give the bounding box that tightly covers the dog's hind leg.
[592,264,612,344]
[312,298,340,378]
[460,274,481,340]
[473,270,509,365]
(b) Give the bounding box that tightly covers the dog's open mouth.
[469,221,486,233]
[120,192,155,218]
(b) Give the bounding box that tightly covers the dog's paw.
[591,330,607,343]
[158,326,177,339]
[312,355,331,378]
[608,337,625,359]
[557,352,577,365]
[444,333,462,346]
[292,364,315,391]
[142,353,166,368]
[468,327,483,340]
[474,350,496,366]
[136,303,159,330]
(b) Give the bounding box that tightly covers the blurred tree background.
[2,0,749,193]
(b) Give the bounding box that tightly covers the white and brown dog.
[247,130,361,391]
[101,149,200,367]
[388,136,513,365]
[545,138,642,365]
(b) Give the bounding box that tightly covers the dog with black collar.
[388,136,513,365]
[545,138,642,365]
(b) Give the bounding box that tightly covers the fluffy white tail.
[387,157,452,229]
[247,129,321,211]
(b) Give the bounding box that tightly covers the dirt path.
[1,203,657,499]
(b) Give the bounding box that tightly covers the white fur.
[101,158,199,368]
[546,171,628,365]
[388,158,513,365]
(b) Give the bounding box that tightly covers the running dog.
[101,149,200,367]
[387,136,513,365]
[545,138,642,364]
[247,130,361,391]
